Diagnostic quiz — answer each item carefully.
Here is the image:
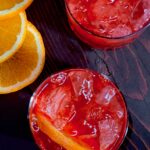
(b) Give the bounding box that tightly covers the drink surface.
[66,0,150,38]
[29,69,127,150]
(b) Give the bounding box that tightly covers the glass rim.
[28,68,129,149]
[65,1,150,40]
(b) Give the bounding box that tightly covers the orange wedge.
[37,113,91,150]
[0,12,27,63]
[0,0,33,19]
[0,22,45,94]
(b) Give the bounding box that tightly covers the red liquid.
[29,69,128,150]
[65,0,150,48]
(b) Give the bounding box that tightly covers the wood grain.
[0,0,150,149]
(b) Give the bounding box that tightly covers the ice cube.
[50,72,67,85]
[116,110,124,119]
[39,86,76,130]
[69,70,94,102]
[98,117,119,150]
[110,24,132,37]
[96,86,116,105]
[108,99,125,119]
[45,87,69,119]
[53,118,69,130]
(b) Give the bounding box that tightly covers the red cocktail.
[65,0,150,48]
[29,69,128,150]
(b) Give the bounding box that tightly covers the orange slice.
[0,12,27,63]
[0,22,45,94]
[0,0,33,19]
[37,113,91,150]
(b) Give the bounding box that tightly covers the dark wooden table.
[0,0,150,149]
